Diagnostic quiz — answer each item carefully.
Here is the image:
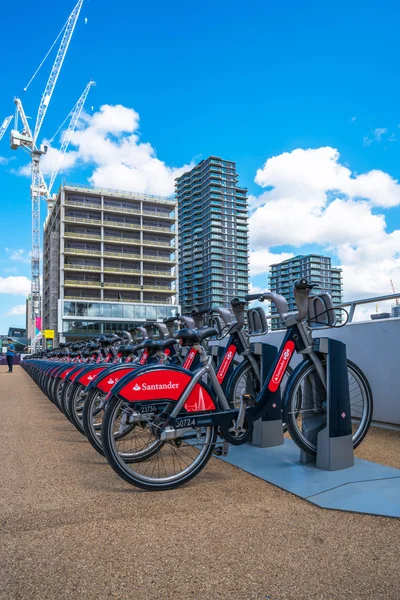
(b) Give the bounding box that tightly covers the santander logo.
[268,340,295,392]
[132,381,179,391]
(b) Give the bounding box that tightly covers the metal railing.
[65,200,101,210]
[65,182,175,203]
[103,251,141,260]
[104,267,140,275]
[143,285,174,292]
[64,295,101,301]
[64,232,101,240]
[104,221,141,230]
[103,297,141,303]
[104,235,140,245]
[65,248,102,256]
[142,224,175,233]
[104,282,141,289]
[142,240,174,248]
[65,216,101,225]
[103,205,140,215]
[65,265,101,272]
[143,270,174,277]
[64,280,102,288]
[334,293,400,322]
[143,256,175,263]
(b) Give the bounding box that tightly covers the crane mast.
[7,0,85,351]
[0,116,13,141]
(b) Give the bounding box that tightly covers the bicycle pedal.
[213,441,229,457]
[242,393,256,406]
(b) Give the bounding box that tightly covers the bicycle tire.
[82,388,108,456]
[67,382,87,435]
[283,358,373,456]
[102,395,218,491]
[227,358,293,431]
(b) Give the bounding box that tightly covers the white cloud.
[5,304,26,316]
[373,127,387,141]
[249,147,400,303]
[0,156,8,165]
[0,276,31,296]
[18,104,194,197]
[250,249,294,276]
[5,248,31,263]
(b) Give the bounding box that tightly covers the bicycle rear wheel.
[227,359,293,430]
[102,395,218,491]
[283,358,373,456]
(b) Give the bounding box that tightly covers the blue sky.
[1,0,400,331]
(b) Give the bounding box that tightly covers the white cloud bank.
[0,276,31,296]
[249,147,400,300]
[35,104,193,196]
[5,304,26,316]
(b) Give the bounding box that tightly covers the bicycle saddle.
[142,338,177,351]
[118,344,136,355]
[87,342,100,350]
[174,327,218,345]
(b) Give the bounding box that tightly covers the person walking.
[6,338,15,373]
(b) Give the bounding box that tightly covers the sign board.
[44,329,55,339]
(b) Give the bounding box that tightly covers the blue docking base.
[219,439,400,518]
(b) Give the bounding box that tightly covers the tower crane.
[7,0,85,351]
[0,116,13,141]
[47,80,95,198]
[390,280,399,306]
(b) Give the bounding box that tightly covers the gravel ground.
[1,366,399,600]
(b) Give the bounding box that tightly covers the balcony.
[142,223,175,235]
[142,284,174,293]
[103,205,140,216]
[64,295,101,301]
[65,248,102,257]
[142,240,173,249]
[104,282,141,290]
[104,267,140,275]
[103,251,141,260]
[65,200,101,210]
[104,235,140,246]
[143,270,174,278]
[64,280,101,288]
[143,256,176,264]
[64,232,101,241]
[64,265,101,272]
[142,209,174,220]
[104,220,141,230]
[65,216,101,225]
[103,297,141,303]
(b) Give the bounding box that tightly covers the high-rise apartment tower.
[175,156,249,313]
[269,254,343,329]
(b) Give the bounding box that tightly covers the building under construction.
[43,184,179,342]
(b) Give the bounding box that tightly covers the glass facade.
[269,254,343,330]
[176,156,249,313]
[62,300,178,328]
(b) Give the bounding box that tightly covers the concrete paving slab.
[220,439,400,517]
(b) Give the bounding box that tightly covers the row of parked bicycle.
[22,279,373,491]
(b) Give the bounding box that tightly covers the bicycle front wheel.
[102,395,218,491]
[283,358,373,456]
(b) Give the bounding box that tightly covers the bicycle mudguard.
[65,365,87,383]
[110,365,217,413]
[77,365,110,387]
[93,364,142,394]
